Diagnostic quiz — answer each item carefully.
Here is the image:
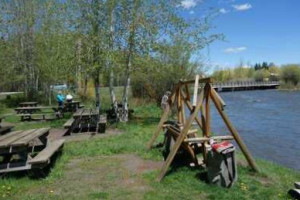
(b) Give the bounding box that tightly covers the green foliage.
[280,64,300,85]
[254,69,270,82]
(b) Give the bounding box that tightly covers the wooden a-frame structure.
[147,76,259,181]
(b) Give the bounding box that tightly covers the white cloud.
[181,0,197,9]
[219,8,229,14]
[224,47,247,53]
[232,3,252,11]
[189,10,195,14]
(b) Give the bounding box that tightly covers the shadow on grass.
[0,150,62,180]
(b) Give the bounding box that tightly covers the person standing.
[161,91,171,111]
[56,91,65,108]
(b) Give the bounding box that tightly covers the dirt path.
[48,128,125,142]
[28,154,163,200]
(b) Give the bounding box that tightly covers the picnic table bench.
[64,109,106,134]
[0,117,13,135]
[19,102,38,107]
[14,106,62,121]
[0,128,65,173]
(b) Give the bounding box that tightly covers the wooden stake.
[210,90,260,172]
[157,89,205,181]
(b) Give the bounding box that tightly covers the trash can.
[206,141,237,188]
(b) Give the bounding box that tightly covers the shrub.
[280,64,300,85]
[254,69,270,82]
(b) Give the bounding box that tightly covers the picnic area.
[0,0,300,199]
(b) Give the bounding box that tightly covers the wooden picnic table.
[19,102,38,107]
[64,101,82,112]
[14,106,62,121]
[0,128,65,173]
[64,109,106,134]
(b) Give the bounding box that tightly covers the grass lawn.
[0,98,299,200]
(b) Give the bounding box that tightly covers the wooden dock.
[212,81,280,92]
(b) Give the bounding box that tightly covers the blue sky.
[180,0,300,69]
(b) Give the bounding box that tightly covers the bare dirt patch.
[63,128,125,142]
[28,154,163,200]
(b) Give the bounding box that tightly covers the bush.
[254,69,270,82]
[280,64,300,85]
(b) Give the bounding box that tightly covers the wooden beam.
[184,135,234,143]
[180,77,213,85]
[157,89,205,181]
[193,75,199,107]
[211,88,226,110]
[210,90,260,172]
[147,104,170,149]
[205,84,211,137]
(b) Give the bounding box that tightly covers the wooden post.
[205,84,211,137]
[210,90,260,172]
[157,89,205,181]
[177,87,182,124]
[193,75,199,107]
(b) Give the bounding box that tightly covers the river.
[207,90,300,171]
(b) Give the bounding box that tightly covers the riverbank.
[0,102,299,199]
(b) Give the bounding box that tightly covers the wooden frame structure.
[147,76,259,181]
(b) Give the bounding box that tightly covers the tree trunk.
[108,3,118,119]
[94,72,101,111]
[83,74,88,98]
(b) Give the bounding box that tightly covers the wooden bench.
[18,113,57,121]
[64,118,75,129]
[29,139,65,165]
[0,126,13,135]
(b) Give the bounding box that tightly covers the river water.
[195,90,300,171]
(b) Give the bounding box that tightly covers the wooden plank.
[28,139,65,164]
[184,135,234,142]
[211,88,226,109]
[210,90,259,172]
[193,75,199,107]
[147,105,170,149]
[157,89,205,181]
[0,130,23,142]
[11,128,50,147]
[0,129,36,147]
[64,118,75,128]
[0,164,32,173]
[180,77,213,85]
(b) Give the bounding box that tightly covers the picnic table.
[14,106,62,121]
[0,128,65,173]
[64,101,83,112]
[0,117,13,135]
[64,109,107,134]
[19,102,38,107]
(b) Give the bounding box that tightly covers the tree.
[280,64,300,85]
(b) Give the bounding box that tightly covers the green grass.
[0,99,299,200]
